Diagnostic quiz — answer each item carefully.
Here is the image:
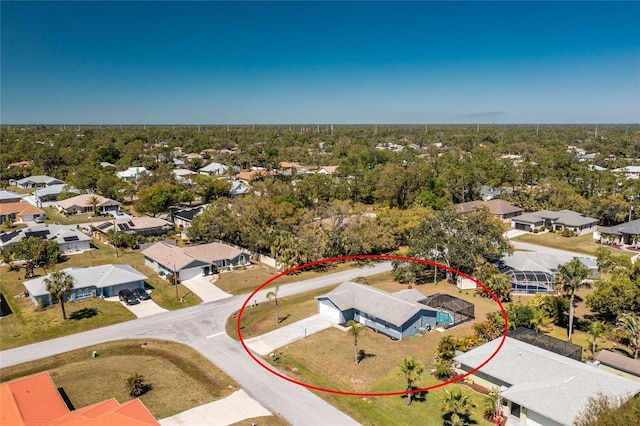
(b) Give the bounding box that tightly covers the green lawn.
[42,206,97,225]
[0,239,201,350]
[512,231,632,257]
[0,339,239,420]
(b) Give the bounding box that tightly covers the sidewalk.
[159,390,272,426]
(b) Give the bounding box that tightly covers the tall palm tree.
[555,258,591,342]
[397,357,424,405]
[86,195,100,216]
[44,270,75,320]
[266,285,280,324]
[588,321,607,355]
[617,313,640,360]
[441,388,474,426]
[346,320,365,366]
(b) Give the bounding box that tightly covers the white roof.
[454,337,640,425]
[116,167,149,179]
[199,162,228,173]
[0,224,90,248]
[23,264,147,297]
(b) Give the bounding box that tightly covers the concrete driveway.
[181,275,232,303]
[105,296,168,318]
[159,390,271,426]
[244,314,336,356]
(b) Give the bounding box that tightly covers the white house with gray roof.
[599,218,640,246]
[10,175,64,189]
[454,336,640,426]
[316,282,466,340]
[511,209,598,235]
[0,224,91,253]
[0,190,22,204]
[23,264,147,307]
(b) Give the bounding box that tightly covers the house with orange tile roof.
[0,372,158,426]
[7,160,33,168]
[235,169,275,182]
[0,202,45,224]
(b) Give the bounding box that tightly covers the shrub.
[434,361,453,380]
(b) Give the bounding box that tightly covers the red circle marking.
[237,254,508,397]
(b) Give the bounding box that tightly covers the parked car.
[132,287,150,301]
[118,289,139,305]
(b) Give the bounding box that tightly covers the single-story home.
[279,161,307,176]
[599,218,640,246]
[316,282,473,340]
[511,209,598,235]
[454,336,640,426]
[595,350,640,382]
[0,224,91,253]
[498,252,598,294]
[34,185,79,203]
[7,160,32,168]
[116,166,149,181]
[1,372,158,425]
[23,264,147,306]
[457,199,523,220]
[479,185,514,201]
[173,168,198,182]
[230,180,250,197]
[56,194,121,215]
[316,166,339,175]
[235,169,276,182]
[0,190,22,204]
[171,206,204,228]
[0,202,45,224]
[10,175,64,189]
[142,241,251,280]
[199,162,229,176]
[612,165,640,179]
[91,216,173,238]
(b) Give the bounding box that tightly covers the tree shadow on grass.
[277,314,291,324]
[441,412,478,425]
[357,349,376,363]
[69,307,99,320]
[400,388,429,404]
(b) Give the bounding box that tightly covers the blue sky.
[1,1,639,124]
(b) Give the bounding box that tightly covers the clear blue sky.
[1,1,639,124]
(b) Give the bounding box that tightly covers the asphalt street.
[0,261,392,425]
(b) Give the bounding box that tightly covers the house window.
[76,288,93,299]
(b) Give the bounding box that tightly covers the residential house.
[316,166,339,175]
[599,218,640,246]
[0,372,158,425]
[10,175,64,189]
[279,161,306,176]
[511,209,598,235]
[479,185,514,201]
[91,216,174,239]
[116,166,149,181]
[173,158,186,167]
[499,252,598,294]
[612,165,640,179]
[0,202,45,224]
[171,206,204,229]
[199,162,229,176]
[454,336,640,426]
[23,264,147,305]
[595,350,640,382]
[34,185,79,203]
[173,168,198,182]
[6,160,32,168]
[316,282,474,340]
[142,241,251,280]
[0,224,91,253]
[235,169,275,182]
[0,190,23,204]
[230,180,250,197]
[456,199,523,220]
[56,194,121,215]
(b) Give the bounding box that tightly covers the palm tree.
[86,195,100,216]
[125,372,147,397]
[346,320,365,366]
[43,270,74,320]
[588,321,607,355]
[484,274,512,302]
[555,258,591,342]
[441,388,474,426]
[617,313,640,359]
[397,357,424,405]
[266,285,280,324]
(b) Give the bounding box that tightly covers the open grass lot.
[0,339,239,420]
[0,239,201,350]
[227,286,340,340]
[512,231,632,257]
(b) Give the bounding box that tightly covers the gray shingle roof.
[600,218,640,236]
[454,337,640,426]
[319,282,435,327]
[0,225,90,248]
[596,349,640,376]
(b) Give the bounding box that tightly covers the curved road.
[0,261,392,426]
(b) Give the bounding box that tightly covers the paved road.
[0,261,392,425]
[511,241,596,260]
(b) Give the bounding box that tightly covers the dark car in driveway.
[119,289,139,305]
[132,287,151,301]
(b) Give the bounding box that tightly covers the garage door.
[515,223,528,231]
[179,267,203,281]
[318,300,342,323]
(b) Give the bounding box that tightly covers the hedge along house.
[23,264,147,307]
[316,282,474,340]
[141,241,251,281]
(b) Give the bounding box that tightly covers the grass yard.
[42,206,96,225]
[230,417,289,426]
[0,339,239,420]
[0,239,201,350]
[512,231,632,257]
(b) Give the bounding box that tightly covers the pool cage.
[509,327,582,361]
[420,293,475,328]
[499,264,558,295]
